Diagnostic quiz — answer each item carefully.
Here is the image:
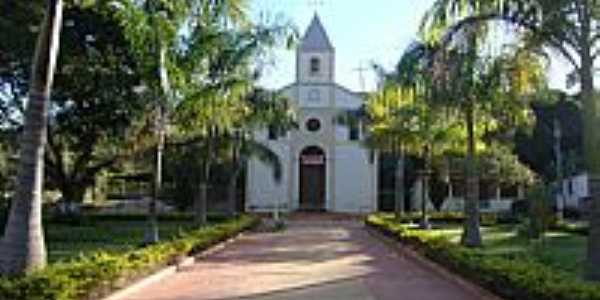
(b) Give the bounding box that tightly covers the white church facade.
[246,14,378,213]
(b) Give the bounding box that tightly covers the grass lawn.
[397,218,587,278]
[45,219,199,263]
[0,209,230,264]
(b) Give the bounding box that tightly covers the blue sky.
[250,0,571,92]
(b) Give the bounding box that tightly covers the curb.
[102,231,247,300]
[365,225,504,300]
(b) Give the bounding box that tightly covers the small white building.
[555,173,590,211]
[246,14,378,213]
[410,179,516,214]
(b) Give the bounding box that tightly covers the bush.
[526,183,555,239]
[46,213,229,224]
[382,211,515,226]
[366,214,600,300]
[0,215,259,300]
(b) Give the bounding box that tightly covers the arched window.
[310,57,320,75]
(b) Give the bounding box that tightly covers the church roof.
[299,14,334,51]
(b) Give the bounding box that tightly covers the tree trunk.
[227,137,241,218]
[420,145,430,229]
[0,0,63,275]
[394,145,405,219]
[194,181,208,226]
[59,183,86,216]
[194,132,212,226]
[144,106,164,245]
[580,0,600,281]
[144,0,171,244]
[461,104,482,247]
[227,169,240,218]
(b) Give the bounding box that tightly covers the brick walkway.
[120,217,492,300]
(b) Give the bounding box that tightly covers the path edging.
[101,231,247,300]
[365,225,504,300]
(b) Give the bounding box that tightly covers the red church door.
[299,146,326,211]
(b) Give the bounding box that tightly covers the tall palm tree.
[421,34,543,246]
[364,80,410,218]
[0,0,64,275]
[110,0,255,235]
[422,0,600,280]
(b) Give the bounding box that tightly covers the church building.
[246,14,378,213]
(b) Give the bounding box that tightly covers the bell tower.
[296,14,335,84]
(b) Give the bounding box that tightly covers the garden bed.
[366,214,600,300]
[0,215,259,300]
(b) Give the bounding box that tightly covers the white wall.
[334,88,363,109]
[246,141,290,212]
[334,146,375,212]
[556,173,589,209]
[436,198,514,213]
[297,85,330,108]
[297,51,334,84]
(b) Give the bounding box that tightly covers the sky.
[250,0,572,93]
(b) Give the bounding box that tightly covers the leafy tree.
[367,41,465,227]
[0,0,64,275]
[110,0,193,243]
[365,83,411,217]
[167,14,294,225]
[47,6,148,208]
[422,0,600,278]
[108,0,264,237]
[1,3,150,209]
[515,96,583,181]
[424,36,544,246]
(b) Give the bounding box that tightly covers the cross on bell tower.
[308,0,325,11]
[354,62,368,92]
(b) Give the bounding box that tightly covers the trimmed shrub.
[383,211,516,226]
[0,215,258,300]
[46,213,230,225]
[366,214,600,300]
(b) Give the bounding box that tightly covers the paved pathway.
[121,219,491,300]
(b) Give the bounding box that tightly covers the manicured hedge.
[0,215,259,300]
[384,211,517,226]
[46,213,229,225]
[366,214,600,300]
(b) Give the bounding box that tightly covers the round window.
[305,118,321,132]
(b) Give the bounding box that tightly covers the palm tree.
[169,19,294,225]
[422,0,600,278]
[366,41,464,228]
[0,0,64,275]
[365,65,411,218]
[110,0,256,235]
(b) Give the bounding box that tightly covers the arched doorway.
[299,146,326,211]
